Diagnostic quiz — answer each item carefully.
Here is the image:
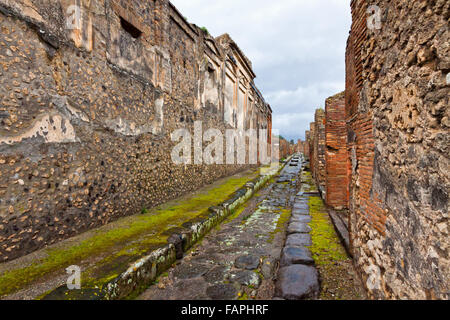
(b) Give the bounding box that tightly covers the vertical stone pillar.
[325,92,348,210]
[314,109,326,196]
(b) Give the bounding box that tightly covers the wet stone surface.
[138,157,303,300]
[280,247,314,267]
[274,162,320,300]
[287,222,312,235]
[286,233,312,247]
[275,165,366,300]
[234,255,260,270]
[275,265,320,300]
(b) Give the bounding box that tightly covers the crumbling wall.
[279,138,291,160]
[346,0,449,299]
[0,0,272,262]
[308,122,315,171]
[325,92,348,210]
[313,109,326,195]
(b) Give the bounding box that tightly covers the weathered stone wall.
[0,0,272,262]
[313,109,326,196]
[279,138,292,160]
[325,92,348,210]
[307,122,315,170]
[345,0,449,299]
[296,139,308,157]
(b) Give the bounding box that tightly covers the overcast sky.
[171,0,352,141]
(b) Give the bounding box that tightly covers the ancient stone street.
[0,0,448,302]
[138,156,365,300]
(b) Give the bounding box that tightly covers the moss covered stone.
[0,170,259,298]
[308,196,347,265]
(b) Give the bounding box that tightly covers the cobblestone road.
[138,154,364,300]
[139,156,303,300]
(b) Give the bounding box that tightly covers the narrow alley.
[138,155,365,300]
[1,0,447,304]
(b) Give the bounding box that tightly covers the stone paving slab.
[287,222,312,235]
[292,208,310,216]
[280,247,314,267]
[285,233,312,247]
[275,265,320,300]
[275,167,366,300]
[290,216,312,223]
[234,255,260,270]
[275,156,321,300]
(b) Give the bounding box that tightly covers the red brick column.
[325,92,348,210]
[308,122,315,173]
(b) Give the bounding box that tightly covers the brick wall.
[325,92,348,210]
[345,0,449,299]
[308,122,315,172]
[302,0,448,299]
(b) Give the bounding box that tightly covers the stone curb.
[104,163,288,300]
[327,209,351,256]
[275,154,320,300]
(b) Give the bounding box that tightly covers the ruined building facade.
[325,92,348,211]
[295,139,308,157]
[0,0,272,262]
[307,0,449,299]
[312,109,326,196]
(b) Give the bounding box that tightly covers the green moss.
[268,208,291,243]
[308,196,348,266]
[200,26,209,35]
[301,171,317,192]
[0,170,259,297]
[238,292,249,300]
[254,269,264,281]
[221,202,249,225]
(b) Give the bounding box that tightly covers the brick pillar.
[314,109,326,196]
[304,131,310,160]
[308,122,315,173]
[325,92,348,210]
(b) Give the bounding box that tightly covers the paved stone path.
[138,154,365,300]
[274,187,320,299]
[138,156,304,300]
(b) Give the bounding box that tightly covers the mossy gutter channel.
[106,163,288,300]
